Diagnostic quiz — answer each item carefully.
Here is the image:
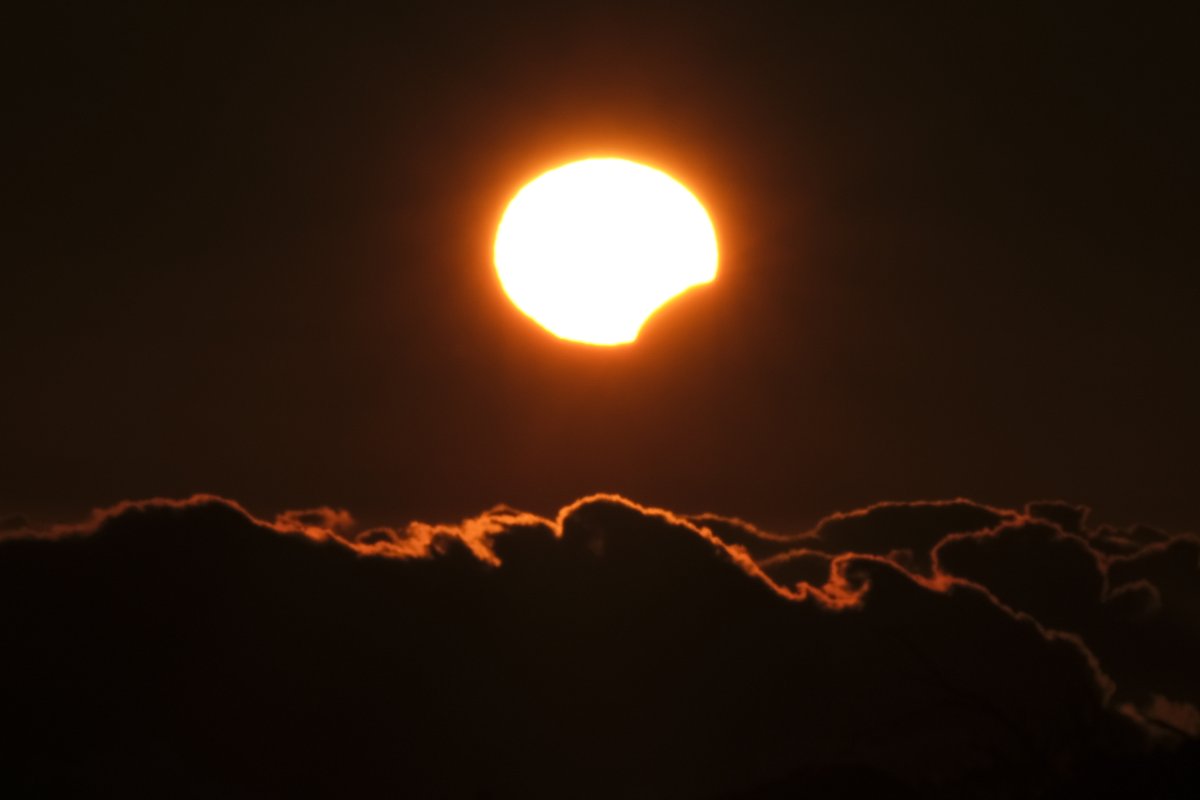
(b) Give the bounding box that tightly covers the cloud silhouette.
[696,501,1017,579]
[0,494,1195,796]
[934,518,1200,733]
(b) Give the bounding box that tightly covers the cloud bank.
[1,494,1196,796]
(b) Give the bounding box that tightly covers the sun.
[494,158,718,345]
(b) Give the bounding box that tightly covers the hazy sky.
[5,2,1197,532]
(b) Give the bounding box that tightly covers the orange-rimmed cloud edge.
[2,492,1197,795]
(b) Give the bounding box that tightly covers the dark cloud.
[1026,500,1174,557]
[805,501,1017,575]
[1107,535,1200,718]
[697,495,1200,740]
[1089,523,1175,557]
[935,521,1108,628]
[2,494,1195,796]
[934,519,1200,728]
[758,548,836,590]
[1026,500,1091,534]
[690,501,1015,582]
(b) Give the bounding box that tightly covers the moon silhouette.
[494,158,718,346]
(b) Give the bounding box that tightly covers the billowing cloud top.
[1,494,1196,796]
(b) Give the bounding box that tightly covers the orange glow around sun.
[494,158,718,345]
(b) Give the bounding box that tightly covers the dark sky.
[5,1,1198,532]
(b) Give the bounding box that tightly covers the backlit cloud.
[0,493,1195,795]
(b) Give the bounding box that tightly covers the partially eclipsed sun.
[494,158,718,345]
